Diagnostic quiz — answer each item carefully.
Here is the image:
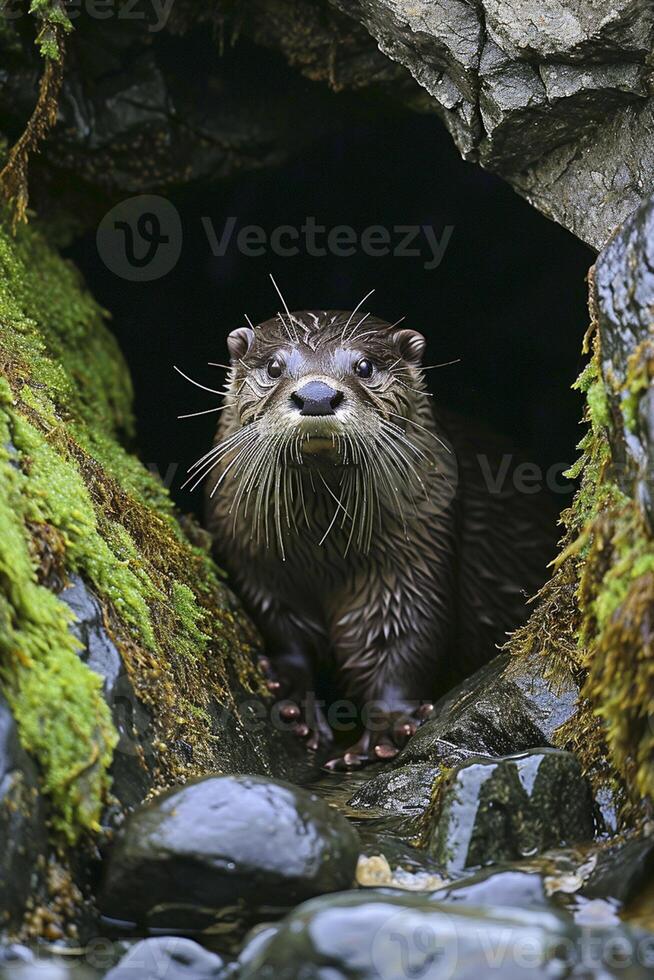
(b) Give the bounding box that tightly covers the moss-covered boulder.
[0,214,307,932]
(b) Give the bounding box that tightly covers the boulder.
[425,749,594,873]
[238,890,576,979]
[105,938,226,980]
[100,775,360,934]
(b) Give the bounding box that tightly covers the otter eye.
[267,357,283,379]
[354,358,373,379]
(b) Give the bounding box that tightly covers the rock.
[594,193,654,531]
[434,867,559,910]
[0,950,102,979]
[59,575,153,810]
[100,775,360,934]
[328,0,654,246]
[349,652,579,819]
[581,837,654,905]
[238,889,576,979]
[0,694,46,933]
[105,938,225,980]
[425,749,595,873]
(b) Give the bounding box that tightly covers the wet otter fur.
[203,307,555,766]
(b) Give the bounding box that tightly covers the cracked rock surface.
[327,0,654,248]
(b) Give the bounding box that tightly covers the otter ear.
[227,326,255,362]
[392,328,426,366]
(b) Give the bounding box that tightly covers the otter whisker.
[178,404,228,419]
[207,362,231,370]
[421,359,461,371]
[341,288,375,343]
[346,312,370,344]
[269,274,299,343]
[387,411,452,453]
[185,428,259,493]
[187,425,255,474]
[174,365,224,396]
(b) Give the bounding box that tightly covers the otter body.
[204,309,551,764]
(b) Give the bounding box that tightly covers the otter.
[201,303,553,767]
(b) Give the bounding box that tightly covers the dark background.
[68,52,594,520]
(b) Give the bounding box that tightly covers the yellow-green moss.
[0,215,263,842]
[0,406,117,841]
[510,280,654,820]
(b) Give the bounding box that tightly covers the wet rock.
[434,867,558,910]
[581,837,654,905]
[425,749,595,873]
[350,651,579,817]
[59,575,153,810]
[0,695,46,933]
[238,889,576,979]
[105,937,225,980]
[593,193,654,531]
[100,775,360,933]
[0,949,102,979]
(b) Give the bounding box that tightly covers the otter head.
[225,310,427,463]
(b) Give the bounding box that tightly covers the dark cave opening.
[67,56,595,525]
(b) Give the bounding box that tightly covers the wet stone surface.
[237,889,577,979]
[100,775,360,935]
[60,575,154,811]
[425,749,595,873]
[0,694,46,933]
[105,938,226,980]
[349,652,580,821]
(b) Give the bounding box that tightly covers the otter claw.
[280,702,301,721]
[374,743,399,760]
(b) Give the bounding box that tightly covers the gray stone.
[105,938,225,980]
[59,575,153,809]
[327,0,654,246]
[239,890,575,979]
[0,695,46,933]
[425,749,595,873]
[100,775,360,934]
[593,192,654,529]
[349,651,579,817]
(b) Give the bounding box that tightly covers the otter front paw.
[322,703,434,771]
[257,655,332,752]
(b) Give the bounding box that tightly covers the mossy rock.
[0,214,308,862]
[509,192,654,824]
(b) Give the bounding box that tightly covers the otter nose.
[291,381,343,416]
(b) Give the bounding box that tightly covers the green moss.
[510,285,654,820]
[0,214,266,844]
[0,409,116,841]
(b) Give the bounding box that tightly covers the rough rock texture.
[348,651,580,820]
[424,749,595,873]
[100,775,360,935]
[0,695,46,933]
[326,0,654,247]
[508,191,654,815]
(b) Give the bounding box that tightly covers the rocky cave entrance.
[68,68,593,543]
